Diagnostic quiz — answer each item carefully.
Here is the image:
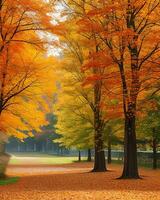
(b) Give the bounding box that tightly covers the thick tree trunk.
[120,114,139,179]
[93,148,106,172]
[119,1,140,179]
[92,128,106,172]
[107,139,112,164]
[87,149,92,162]
[92,110,106,172]
[152,136,157,170]
[78,150,81,162]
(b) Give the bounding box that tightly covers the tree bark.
[92,127,106,172]
[91,45,106,172]
[118,0,140,179]
[107,138,112,164]
[152,130,157,169]
[153,141,157,169]
[93,148,106,172]
[120,110,139,179]
[34,143,37,152]
[87,149,92,162]
[78,150,81,162]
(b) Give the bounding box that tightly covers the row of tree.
[53,0,160,179]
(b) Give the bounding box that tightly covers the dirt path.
[1,163,160,200]
[6,164,91,176]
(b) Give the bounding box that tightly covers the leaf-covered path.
[0,163,160,200]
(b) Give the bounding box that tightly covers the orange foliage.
[0,0,56,140]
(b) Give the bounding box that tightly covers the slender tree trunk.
[120,111,139,179]
[153,141,157,169]
[78,150,81,162]
[87,149,92,162]
[43,143,45,152]
[60,147,63,155]
[107,138,112,164]
[152,130,157,169]
[34,143,37,152]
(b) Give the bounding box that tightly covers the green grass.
[0,177,19,186]
[9,153,87,165]
[8,153,160,169]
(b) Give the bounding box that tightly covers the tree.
[34,95,61,153]
[0,0,57,139]
[63,0,160,178]
[0,0,53,52]
[52,1,114,172]
[138,95,160,169]
[0,0,58,178]
[55,87,94,161]
[0,43,56,137]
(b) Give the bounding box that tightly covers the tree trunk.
[87,149,92,162]
[0,143,8,178]
[92,45,106,172]
[34,143,37,152]
[60,147,63,155]
[78,150,81,162]
[92,106,106,172]
[107,139,112,164]
[119,1,140,179]
[93,147,106,172]
[92,128,106,172]
[42,142,45,153]
[120,113,139,179]
[152,131,157,169]
[17,143,20,152]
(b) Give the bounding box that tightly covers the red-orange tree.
[60,0,160,178]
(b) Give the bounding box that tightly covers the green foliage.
[0,177,19,186]
[137,95,160,147]
[55,109,94,150]
[36,113,60,141]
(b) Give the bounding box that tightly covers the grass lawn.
[8,153,158,169]
[8,153,87,165]
[0,177,19,186]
